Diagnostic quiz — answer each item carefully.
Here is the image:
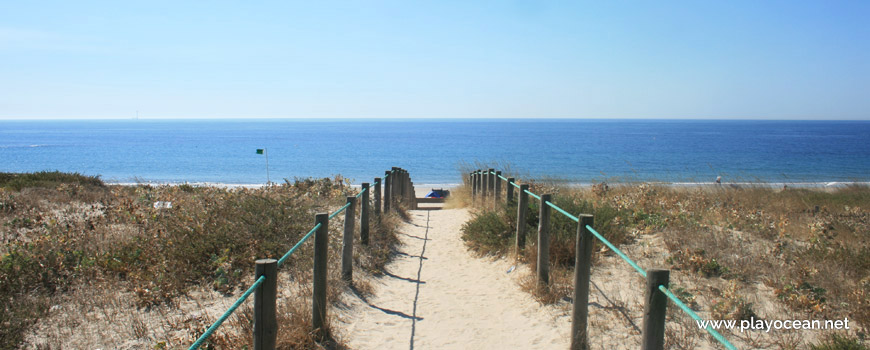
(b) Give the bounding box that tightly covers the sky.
[0,1,868,120]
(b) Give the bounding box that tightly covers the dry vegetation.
[457,170,868,349]
[0,171,403,349]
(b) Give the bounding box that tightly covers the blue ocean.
[1,119,868,185]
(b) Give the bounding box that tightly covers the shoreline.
[104,181,870,189]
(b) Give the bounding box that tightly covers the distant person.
[716,176,722,184]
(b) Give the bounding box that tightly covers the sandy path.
[338,208,571,350]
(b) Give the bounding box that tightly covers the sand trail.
[338,208,571,350]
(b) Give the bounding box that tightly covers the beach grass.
[458,177,869,348]
[0,172,401,349]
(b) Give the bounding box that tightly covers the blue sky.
[1,1,868,120]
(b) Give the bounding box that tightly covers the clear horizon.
[2,1,869,120]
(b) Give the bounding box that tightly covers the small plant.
[461,208,514,254]
[809,334,869,350]
[667,248,729,278]
[711,281,757,321]
[775,281,828,314]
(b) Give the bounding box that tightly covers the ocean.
[1,119,868,185]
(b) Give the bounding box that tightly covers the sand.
[335,208,572,350]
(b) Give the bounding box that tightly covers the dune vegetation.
[1,171,402,349]
[456,172,868,349]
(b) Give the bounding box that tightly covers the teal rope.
[277,223,321,267]
[659,285,738,350]
[587,225,647,278]
[519,184,737,349]
[545,201,580,222]
[189,275,266,350]
[329,202,352,219]
[492,173,521,189]
[189,170,389,349]
[355,185,370,198]
[523,189,542,200]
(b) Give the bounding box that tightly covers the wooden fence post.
[384,171,392,212]
[571,215,594,350]
[254,258,277,350]
[481,169,488,200]
[402,170,409,203]
[494,171,502,205]
[537,194,552,287]
[401,169,408,205]
[488,168,495,204]
[472,171,479,206]
[408,172,414,205]
[341,197,356,282]
[390,167,399,207]
[312,213,329,339]
[516,184,530,254]
[373,177,381,221]
[642,269,670,350]
[506,177,516,205]
[476,171,482,203]
[361,183,370,245]
[396,169,403,202]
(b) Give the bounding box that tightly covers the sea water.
[1,119,868,185]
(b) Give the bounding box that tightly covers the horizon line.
[2,116,869,122]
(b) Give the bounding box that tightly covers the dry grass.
[1,172,402,349]
[459,178,869,349]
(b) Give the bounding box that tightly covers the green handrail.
[523,189,542,200]
[328,202,352,219]
[277,223,321,267]
[545,201,580,222]
[189,275,266,350]
[189,168,401,349]
[586,225,647,278]
[492,175,737,349]
[659,285,738,350]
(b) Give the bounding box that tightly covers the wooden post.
[537,194,552,286]
[516,184,530,254]
[393,168,405,208]
[488,168,495,203]
[402,170,408,203]
[391,167,399,208]
[412,180,416,206]
[361,183,370,245]
[373,177,381,221]
[254,259,277,350]
[384,171,392,212]
[571,215,594,350]
[642,269,670,350]
[341,197,355,282]
[408,173,414,205]
[506,177,516,205]
[472,171,479,206]
[468,171,477,206]
[396,169,404,202]
[312,213,329,338]
[494,171,502,206]
[481,169,488,199]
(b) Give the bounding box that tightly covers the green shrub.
[529,194,624,267]
[810,334,868,350]
[0,171,103,191]
[461,206,515,254]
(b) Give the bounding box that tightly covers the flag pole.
[265,148,271,185]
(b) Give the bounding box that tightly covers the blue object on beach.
[425,188,449,198]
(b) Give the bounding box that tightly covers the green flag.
[256,149,264,154]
